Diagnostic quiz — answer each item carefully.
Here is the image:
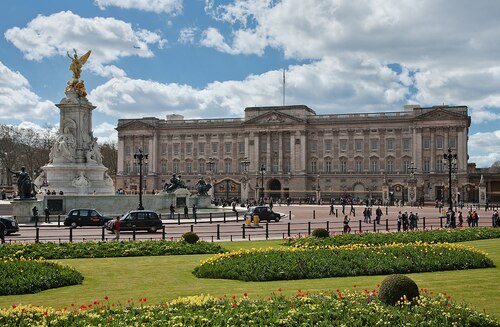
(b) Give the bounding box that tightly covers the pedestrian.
[402,211,409,231]
[457,211,463,227]
[32,206,39,225]
[376,206,383,224]
[409,211,416,230]
[493,210,500,227]
[343,215,351,234]
[472,210,479,227]
[169,203,175,219]
[329,203,334,215]
[184,205,189,219]
[113,216,120,241]
[44,207,51,223]
[397,211,402,232]
[0,222,5,244]
[350,203,355,216]
[192,204,197,220]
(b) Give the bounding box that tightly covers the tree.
[99,142,118,175]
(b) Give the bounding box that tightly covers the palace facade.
[115,104,473,204]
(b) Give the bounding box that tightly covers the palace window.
[355,160,363,173]
[238,142,245,154]
[198,142,205,154]
[325,160,332,173]
[186,143,192,155]
[173,161,179,174]
[199,161,206,174]
[161,144,167,155]
[436,137,443,149]
[370,160,378,174]
[325,139,332,151]
[186,162,192,174]
[340,140,347,152]
[355,140,362,152]
[311,161,317,173]
[370,139,378,151]
[173,143,180,155]
[423,138,430,149]
[386,139,394,151]
[161,162,167,174]
[212,142,218,154]
[224,160,232,173]
[340,160,347,173]
[436,157,444,173]
[386,160,393,173]
[403,139,411,152]
[423,159,430,173]
[225,142,232,154]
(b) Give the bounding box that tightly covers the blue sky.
[1,0,500,168]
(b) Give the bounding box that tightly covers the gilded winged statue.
[67,49,91,80]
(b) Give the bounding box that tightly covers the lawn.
[1,238,499,319]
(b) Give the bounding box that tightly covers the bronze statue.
[195,176,211,196]
[67,49,91,80]
[9,166,35,199]
[163,174,187,193]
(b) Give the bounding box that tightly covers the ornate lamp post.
[443,148,457,210]
[259,164,266,205]
[407,162,417,206]
[134,149,148,210]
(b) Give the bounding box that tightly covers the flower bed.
[1,290,498,326]
[193,242,494,281]
[285,227,500,248]
[0,240,226,260]
[0,257,83,295]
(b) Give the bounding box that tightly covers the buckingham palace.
[115,104,473,204]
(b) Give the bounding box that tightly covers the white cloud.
[178,27,197,44]
[94,0,183,14]
[469,131,500,167]
[4,11,166,78]
[0,61,57,121]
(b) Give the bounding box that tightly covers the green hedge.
[193,242,494,281]
[0,240,226,260]
[0,258,83,295]
[1,291,498,326]
[285,227,500,248]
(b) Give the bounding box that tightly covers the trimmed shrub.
[182,231,200,244]
[312,228,329,238]
[378,274,419,306]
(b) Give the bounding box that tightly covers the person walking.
[184,205,189,219]
[192,204,197,220]
[32,206,39,225]
[44,207,51,223]
[343,215,351,234]
[169,204,175,219]
[113,216,120,241]
[375,206,383,224]
[397,211,402,232]
[329,204,334,215]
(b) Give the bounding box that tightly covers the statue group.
[195,176,212,196]
[9,167,35,199]
[163,174,187,193]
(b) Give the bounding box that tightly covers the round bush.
[311,228,329,238]
[378,274,419,306]
[182,231,199,244]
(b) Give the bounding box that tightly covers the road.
[1,201,496,244]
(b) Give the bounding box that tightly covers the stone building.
[115,104,472,204]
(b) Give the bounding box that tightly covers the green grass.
[0,239,499,319]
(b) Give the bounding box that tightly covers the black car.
[244,206,282,222]
[64,209,113,228]
[106,210,162,233]
[0,216,19,235]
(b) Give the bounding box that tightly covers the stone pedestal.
[34,90,114,195]
[11,199,42,224]
[382,185,389,206]
[479,186,487,205]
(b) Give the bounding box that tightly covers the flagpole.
[282,68,286,106]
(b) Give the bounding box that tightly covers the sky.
[1,0,500,168]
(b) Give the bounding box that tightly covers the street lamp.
[259,164,266,205]
[443,148,457,210]
[134,149,148,210]
[240,157,250,174]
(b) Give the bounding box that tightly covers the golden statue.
[67,49,91,81]
[65,49,91,98]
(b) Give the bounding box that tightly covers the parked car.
[244,206,282,222]
[64,209,113,228]
[106,210,162,233]
[0,216,19,235]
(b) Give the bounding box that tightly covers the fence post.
[287,222,291,237]
[194,214,197,224]
[58,215,61,227]
[386,206,388,215]
[308,221,311,235]
[358,220,362,233]
[242,223,246,239]
[313,210,316,219]
[423,217,426,229]
[440,216,443,228]
[289,211,291,220]
[373,220,376,232]
[210,213,213,224]
[69,227,73,242]
[102,226,105,241]
[236,211,239,223]
[162,225,166,240]
[132,226,136,241]
[177,213,181,225]
[265,222,269,240]
[223,212,226,223]
[386,219,389,232]
[217,224,220,240]
[326,221,330,232]
[35,227,40,243]
[335,209,338,217]
[190,224,194,232]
